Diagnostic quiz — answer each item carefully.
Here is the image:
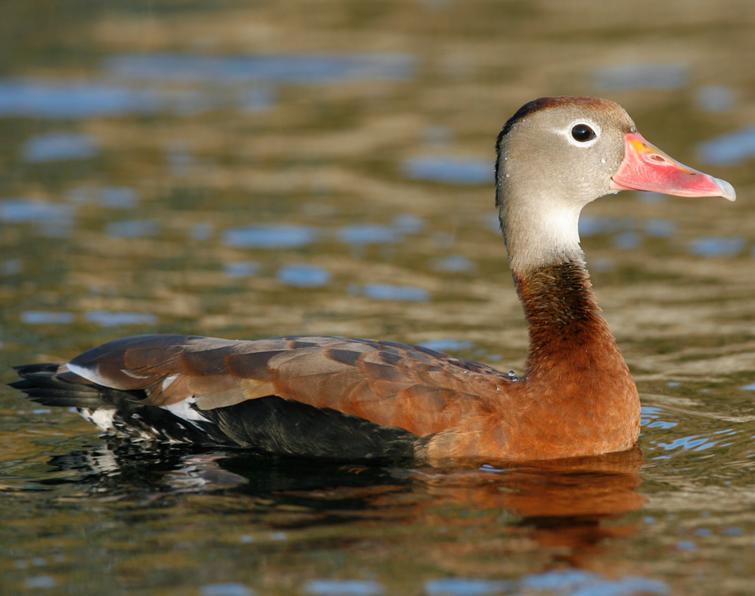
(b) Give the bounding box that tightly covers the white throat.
[500,196,584,273]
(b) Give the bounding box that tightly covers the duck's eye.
[571,124,596,143]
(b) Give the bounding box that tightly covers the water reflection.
[0,79,165,118]
[29,443,647,591]
[22,132,99,163]
[698,127,755,166]
[105,53,416,84]
[223,225,317,249]
[402,156,491,185]
[592,63,688,90]
[43,442,644,529]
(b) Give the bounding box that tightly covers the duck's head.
[495,97,735,272]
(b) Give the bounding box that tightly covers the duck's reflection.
[46,442,643,570]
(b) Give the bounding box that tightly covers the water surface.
[0,1,753,594]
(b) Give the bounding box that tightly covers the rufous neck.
[513,258,624,380]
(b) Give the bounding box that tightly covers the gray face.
[497,98,636,208]
[495,97,637,272]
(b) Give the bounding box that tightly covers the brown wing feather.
[63,334,515,436]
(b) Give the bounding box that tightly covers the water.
[0,1,754,594]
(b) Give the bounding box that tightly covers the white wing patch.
[79,408,116,432]
[160,397,210,426]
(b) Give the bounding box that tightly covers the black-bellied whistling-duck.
[11,97,735,464]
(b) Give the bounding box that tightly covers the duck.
[11,97,735,464]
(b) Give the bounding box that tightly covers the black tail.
[10,363,123,408]
[10,363,220,445]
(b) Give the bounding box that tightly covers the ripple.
[402,156,491,185]
[277,264,330,287]
[688,237,744,257]
[224,261,260,278]
[201,584,255,596]
[85,311,157,327]
[338,224,399,245]
[432,255,474,273]
[641,406,678,430]
[24,575,56,589]
[521,570,668,595]
[22,132,98,163]
[579,215,628,237]
[356,284,429,302]
[304,579,383,596]
[338,215,423,246]
[223,225,317,249]
[21,311,75,325]
[68,186,139,209]
[614,231,642,250]
[644,219,675,238]
[418,339,472,352]
[698,126,755,166]
[106,53,415,84]
[656,434,720,452]
[593,63,688,90]
[696,85,734,113]
[0,198,72,224]
[392,214,424,233]
[425,578,511,595]
[106,219,159,238]
[0,79,165,118]
[191,223,213,241]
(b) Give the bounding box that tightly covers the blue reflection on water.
[356,284,429,302]
[22,132,98,163]
[304,579,383,595]
[427,571,668,596]
[393,214,424,233]
[696,85,734,113]
[200,583,254,596]
[614,231,641,250]
[106,53,415,83]
[85,311,157,327]
[425,578,511,595]
[277,264,330,287]
[432,255,474,273]
[579,216,628,237]
[338,224,399,245]
[21,311,75,325]
[418,339,472,352]
[403,156,491,185]
[224,261,260,278]
[24,576,56,590]
[106,219,159,238]
[223,225,317,249]
[698,127,755,166]
[68,186,139,209]
[521,569,668,595]
[644,219,675,238]
[0,77,275,119]
[656,435,719,452]
[338,215,423,246]
[688,237,744,257]
[640,406,677,429]
[0,198,72,224]
[0,79,165,118]
[593,63,688,90]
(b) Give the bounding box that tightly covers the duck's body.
[11,97,734,464]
